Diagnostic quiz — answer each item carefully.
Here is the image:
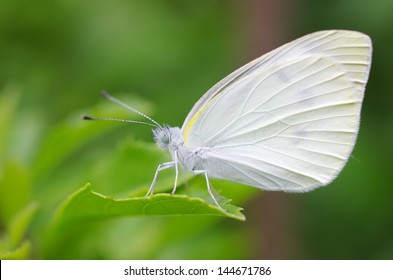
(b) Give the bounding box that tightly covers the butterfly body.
[153,125,206,173]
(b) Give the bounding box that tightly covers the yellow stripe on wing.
[183,97,217,144]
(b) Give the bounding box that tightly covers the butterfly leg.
[194,170,225,212]
[171,150,179,195]
[145,161,175,196]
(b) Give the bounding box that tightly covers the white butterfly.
[84,30,372,211]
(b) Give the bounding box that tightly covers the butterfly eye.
[161,132,170,145]
[153,127,172,150]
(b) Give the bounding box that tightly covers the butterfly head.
[153,125,182,151]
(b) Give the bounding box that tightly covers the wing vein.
[220,154,324,187]
[273,135,351,146]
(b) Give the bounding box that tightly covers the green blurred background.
[1,0,392,259]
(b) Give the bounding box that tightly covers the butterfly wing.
[181,30,372,192]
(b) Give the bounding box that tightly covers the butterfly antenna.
[101,91,161,128]
[82,115,158,128]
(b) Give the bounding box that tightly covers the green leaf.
[0,160,32,224]
[54,184,245,230]
[7,202,39,248]
[0,241,31,260]
[43,183,245,257]
[0,202,38,260]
